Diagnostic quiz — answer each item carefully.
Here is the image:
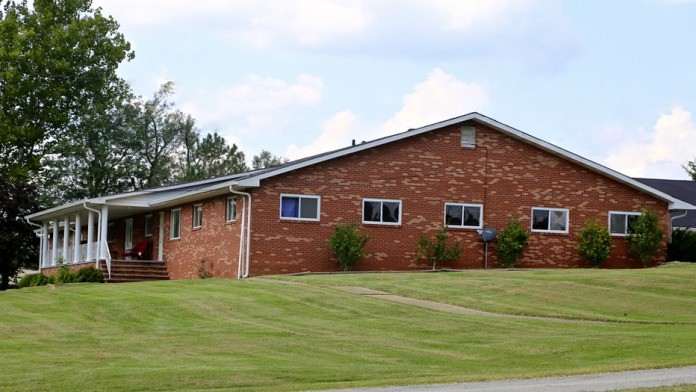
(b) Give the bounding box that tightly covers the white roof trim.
[238,112,695,210]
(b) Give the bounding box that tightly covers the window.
[531,207,569,233]
[280,194,320,221]
[444,203,483,229]
[609,211,641,236]
[170,208,181,240]
[226,197,237,222]
[124,218,134,250]
[363,198,402,225]
[192,204,203,229]
[460,125,476,148]
[144,214,153,237]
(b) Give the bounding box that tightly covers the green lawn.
[2,264,696,391]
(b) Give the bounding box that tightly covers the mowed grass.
[288,263,696,323]
[0,265,695,391]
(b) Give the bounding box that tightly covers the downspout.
[670,209,689,242]
[229,187,252,279]
[83,202,106,277]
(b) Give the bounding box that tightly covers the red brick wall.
[247,121,669,275]
[160,196,242,279]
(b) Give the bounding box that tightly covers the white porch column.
[40,222,48,268]
[99,205,109,260]
[73,213,81,263]
[51,221,59,266]
[87,211,95,261]
[62,216,70,264]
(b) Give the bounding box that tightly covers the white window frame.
[144,214,153,237]
[608,211,641,237]
[444,203,484,229]
[226,197,237,222]
[362,198,403,226]
[279,194,321,222]
[531,207,570,234]
[192,204,203,229]
[460,125,476,149]
[170,208,181,240]
[124,218,134,250]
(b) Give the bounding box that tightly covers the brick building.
[26,113,695,281]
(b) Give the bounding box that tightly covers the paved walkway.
[325,366,696,392]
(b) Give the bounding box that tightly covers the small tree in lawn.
[628,210,663,267]
[496,219,529,268]
[329,224,368,271]
[578,220,612,267]
[416,227,461,270]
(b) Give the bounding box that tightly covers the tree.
[685,159,696,181]
[130,82,186,189]
[252,150,288,170]
[578,220,612,267]
[0,177,38,289]
[496,219,529,268]
[416,227,461,270]
[177,126,248,182]
[628,209,663,267]
[328,224,368,271]
[0,0,133,289]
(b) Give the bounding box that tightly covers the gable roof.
[635,178,696,228]
[26,112,695,221]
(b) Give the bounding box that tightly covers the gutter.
[229,186,252,279]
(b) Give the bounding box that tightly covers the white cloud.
[286,68,489,159]
[427,0,532,32]
[604,107,696,179]
[382,68,489,133]
[286,111,358,159]
[180,73,323,136]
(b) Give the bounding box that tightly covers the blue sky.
[96,0,696,179]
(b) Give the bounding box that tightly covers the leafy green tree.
[416,227,461,270]
[329,224,368,271]
[496,219,529,268]
[685,159,696,181]
[628,210,663,267]
[578,220,612,267]
[0,177,38,290]
[252,150,288,170]
[177,127,248,181]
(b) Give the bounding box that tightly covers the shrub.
[628,209,663,267]
[416,227,461,270]
[578,220,612,267]
[18,273,53,288]
[329,224,368,271]
[668,229,696,262]
[55,265,77,284]
[496,219,529,268]
[75,267,104,283]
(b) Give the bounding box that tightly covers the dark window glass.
[300,198,319,219]
[627,214,639,234]
[281,197,300,218]
[463,206,481,227]
[610,214,626,234]
[382,202,400,223]
[144,215,152,237]
[226,198,236,221]
[363,201,381,222]
[532,209,549,231]
[445,205,463,226]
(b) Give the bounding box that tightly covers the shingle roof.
[635,178,696,228]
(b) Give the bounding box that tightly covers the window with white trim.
[460,125,476,148]
[192,204,203,229]
[531,207,569,233]
[226,197,237,222]
[144,214,153,237]
[609,211,640,236]
[280,194,320,221]
[444,203,483,229]
[363,198,402,225]
[170,208,181,240]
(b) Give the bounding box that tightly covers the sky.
[94,0,696,179]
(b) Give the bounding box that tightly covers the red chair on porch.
[123,239,151,260]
